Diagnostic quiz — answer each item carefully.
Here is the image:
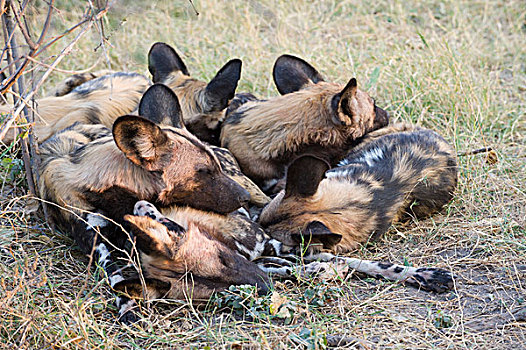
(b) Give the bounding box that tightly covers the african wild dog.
[52,69,115,97]
[116,199,453,305]
[1,42,241,145]
[39,66,268,208]
[220,54,390,187]
[51,64,269,207]
[115,201,271,301]
[258,124,458,254]
[208,145,270,207]
[147,42,242,144]
[38,84,250,321]
[0,72,150,144]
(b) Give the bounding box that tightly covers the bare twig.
[188,0,199,16]
[0,0,54,95]
[0,0,113,226]
[10,0,36,50]
[0,2,112,141]
[24,54,103,75]
[2,0,36,196]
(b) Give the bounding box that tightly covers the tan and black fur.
[115,201,271,301]
[220,55,390,187]
[209,145,270,207]
[120,197,454,304]
[148,42,243,145]
[43,69,268,208]
[258,125,458,254]
[1,42,241,145]
[38,84,249,322]
[1,72,149,144]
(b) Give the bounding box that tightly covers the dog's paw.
[301,260,350,279]
[407,267,454,293]
[116,296,141,325]
[118,309,140,325]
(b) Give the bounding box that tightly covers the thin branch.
[24,53,103,75]
[34,0,54,49]
[188,0,199,16]
[0,0,54,94]
[2,0,36,196]
[0,3,112,141]
[10,0,36,50]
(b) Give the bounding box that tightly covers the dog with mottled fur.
[258,123,458,254]
[38,84,252,322]
[1,42,241,145]
[115,193,454,306]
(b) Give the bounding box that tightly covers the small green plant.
[289,327,328,350]
[209,285,275,321]
[434,310,454,329]
[300,280,342,308]
[1,156,24,182]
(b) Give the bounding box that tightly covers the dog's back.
[259,127,458,253]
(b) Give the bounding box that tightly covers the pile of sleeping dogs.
[4,42,458,322]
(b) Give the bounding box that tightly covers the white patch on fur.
[237,207,250,219]
[235,241,256,260]
[86,213,108,230]
[252,240,266,259]
[235,237,269,261]
[109,274,125,287]
[358,147,384,166]
[337,158,351,167]
[96,243,111,268]
[338,147,384,167]
[258,265,291,276]
[118,298,137,316]
[134,200,162,219]
[269,239,283,255]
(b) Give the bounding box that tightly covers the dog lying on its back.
[121,207,270,301]
[220,55,390,187]
[258,123,458,254]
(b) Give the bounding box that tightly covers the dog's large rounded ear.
[291,221,342,249]
[124,214,185,258]
[285,155,330,198]
[373,105,390,129]
[113,115,171,171]
[332,77,358,126]
[148,42,189,82]
[273,54,325,95]
[204,59,242,112]
[138,84,184,128]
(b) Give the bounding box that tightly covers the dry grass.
[1,0,525,348]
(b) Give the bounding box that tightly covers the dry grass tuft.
[1,0,525,348]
